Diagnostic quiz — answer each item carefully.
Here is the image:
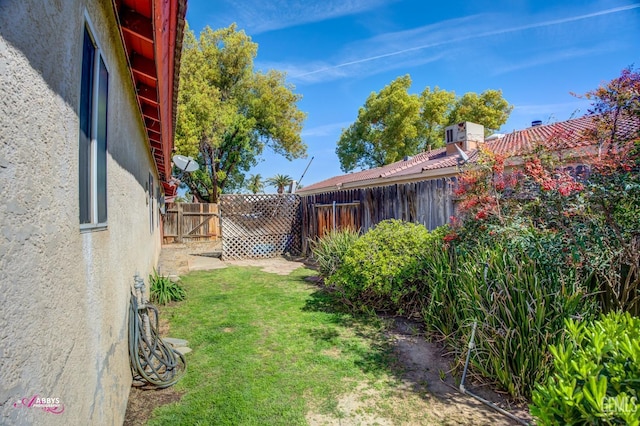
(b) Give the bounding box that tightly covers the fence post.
[332,200,336,231]
[176,202,183,243]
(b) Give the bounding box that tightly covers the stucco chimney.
[445,122,484,156]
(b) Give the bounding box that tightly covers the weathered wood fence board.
[162,203,221,244]
[220,194,301,259]
[300,178,456,253]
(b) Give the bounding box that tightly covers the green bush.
[310,228,360,279]
[531,312,640,425]
[149,269,186,305]
[330,219,437,315]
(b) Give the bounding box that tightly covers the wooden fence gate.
[162,203,221,244]
[314,201,361,238]
[219,194,301,259]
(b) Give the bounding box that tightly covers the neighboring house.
[0,1,186,424]
[297,116,638,249]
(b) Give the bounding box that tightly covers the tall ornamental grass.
[453,244,596,400]
[310,228,360,279]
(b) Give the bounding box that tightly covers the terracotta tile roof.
[298,114,639,194]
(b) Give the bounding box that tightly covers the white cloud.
[493,43,620,75]
[280,4,640,84]
[216,0,399,34]
[301,121,352,138]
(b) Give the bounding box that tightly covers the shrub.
[450,68,640,316]
[531,312,640,425]
[149,269,186,305]
[330,219,437,315]
[310,228,360,279]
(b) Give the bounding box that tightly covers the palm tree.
[267,174,293,194]
[246,174,265,194]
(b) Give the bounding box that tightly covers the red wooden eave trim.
[137,83,158,105]
[120,8,154,44]
[111,0,187,197]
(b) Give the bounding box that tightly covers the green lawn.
[148,265,398,425]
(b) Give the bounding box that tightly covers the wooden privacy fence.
[300,178,456,254]
[162,203,221,244]
[220,194,301,259]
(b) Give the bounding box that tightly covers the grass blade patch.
[148,266,395,425]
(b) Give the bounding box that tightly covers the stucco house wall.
[0,1,163,424]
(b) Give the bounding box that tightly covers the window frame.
[79,15,109,232]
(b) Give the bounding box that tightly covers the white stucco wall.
[0,1,162,424]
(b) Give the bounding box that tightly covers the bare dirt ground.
[305,316,532,425]
[125,253,532,425]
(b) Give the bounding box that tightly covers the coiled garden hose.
[128,291,186,388]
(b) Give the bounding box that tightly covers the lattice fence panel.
[220,194,301,259]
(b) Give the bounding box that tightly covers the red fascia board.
[113,0,184,191]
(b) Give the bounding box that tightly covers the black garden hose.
[128,294,186,388]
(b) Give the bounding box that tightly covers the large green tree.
[175,24,307,202]
[446,90,513,136]
[336,76,513,172]
[336,75,422,172]
[419,86,456,151]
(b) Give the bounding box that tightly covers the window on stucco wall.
[149,172,154,233]
[79,22,108,229]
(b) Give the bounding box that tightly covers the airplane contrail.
[293,4,639,78]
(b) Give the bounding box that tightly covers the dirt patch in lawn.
[123,387,184,426]
[225,257,305,275]
[306,317,532,425]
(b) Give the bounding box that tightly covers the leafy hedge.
[531,312,640,425]
[313,220,598,400]
[329,219,443,316]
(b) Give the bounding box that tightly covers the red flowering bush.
[452,67,640,315]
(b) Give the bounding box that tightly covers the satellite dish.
[454,143,469,165]
[172,155,198,172]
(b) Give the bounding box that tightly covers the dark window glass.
[79,28,95,224]
[97,57,108,224]
[79,25,108,227]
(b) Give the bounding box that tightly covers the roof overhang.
[295,144,601,196]
[296,166,461,196]
[111,0,187,197]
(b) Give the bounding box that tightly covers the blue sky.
[185,0,640,191]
